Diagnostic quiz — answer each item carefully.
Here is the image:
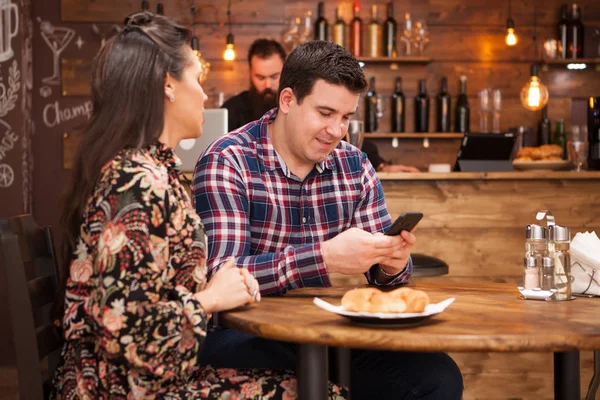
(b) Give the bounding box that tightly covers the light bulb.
[520,64,549,111]
[505,18,517,47]
[505,28,518,46]
[223,33,236,61]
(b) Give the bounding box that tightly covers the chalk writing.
[43,100,92,128]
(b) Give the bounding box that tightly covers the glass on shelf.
[281,17,301,53]
[413,20,430,54]
[478,89,491,133]
[543,38,562,60]
[568,125,588,171]
[297,11,312,46]
[492,89,502,133]
[399,13,413,56]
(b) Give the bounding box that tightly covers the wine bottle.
[567,4,584,59]
[557,4,568,59]
[414,79,429,133]
[156,3,164,15]
[141,0,149,11]
[455,75,470,133]
[366,5,381,57]
[350,2,362,57]
[382,2,397,57]
[333,7,346,48]
[315,2,328,41]
[436,77,451,132]
[553,119,567,159]
[538,105,551,145]
[364,76,378,133]
[588,96,600,170]
[391,77,405,132]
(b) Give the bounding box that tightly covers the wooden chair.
[0,214,63,400]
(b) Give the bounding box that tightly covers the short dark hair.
[247,38,286,65]
[277,41,367,104]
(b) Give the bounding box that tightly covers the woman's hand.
[194,258,260,313]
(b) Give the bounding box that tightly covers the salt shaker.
[548,225,572,301]
[523,256,539,290]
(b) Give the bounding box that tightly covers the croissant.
[341,287,430,313]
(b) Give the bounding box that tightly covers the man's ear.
[278,88,295,114]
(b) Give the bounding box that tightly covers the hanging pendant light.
[191,35,211,83]
[520,63,549,111]
[223,0,237,61]
[505,0,518,46]
[520,0,549,111]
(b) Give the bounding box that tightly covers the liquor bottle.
[156,3,164,15]
[567,4,584,59]
[350,2,362,57]
[391,77,405,132]
[552,119,567,159]
[141,0,149,11]
[315,2,328,41]
[364,76,378,133]
[414,79,429,133]
[436,77,451,132]
[382,2,397,57]
[588,96,600,170]
[454,75,470,133]
[538,105,551,145]
[557,4,568,59]
[366,5,381,57]
[333,7,346,48]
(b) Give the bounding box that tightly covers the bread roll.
[389,287,430,313]
[341,287,429,313]
[369,292,407,313]
[341,288,380,312]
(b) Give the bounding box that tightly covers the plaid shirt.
[193,109,412,295]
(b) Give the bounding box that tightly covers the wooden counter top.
[378,171,600,181]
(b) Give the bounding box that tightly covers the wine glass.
[281,17,300,53]
[413,20,430,54]
[400,13,413,56]
[492,90,502,133]
[478,89,491,133]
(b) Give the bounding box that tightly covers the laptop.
[453,132,517,172]
[175,108,228,172]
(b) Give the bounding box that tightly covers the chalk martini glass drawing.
[39,19,75,86]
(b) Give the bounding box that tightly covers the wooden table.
[220,281,600,400]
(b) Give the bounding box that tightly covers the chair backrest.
[0,214,63,400]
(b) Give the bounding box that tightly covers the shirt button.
[302,217,307,224]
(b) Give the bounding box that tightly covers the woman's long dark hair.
[55,12,190,321]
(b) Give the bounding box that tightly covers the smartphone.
[385,212,423,236]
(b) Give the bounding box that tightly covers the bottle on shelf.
[552,119,567,159]
[557,4,568,59]
[436,77,451,133]
[391,76,405,133]
[364,76,379,133]
[382,2,397,57]
[315,2,328,41]
[567,4,584,59]
[455,75,470,133]
[366,5,381,57]
[298,11,312,45]
[538,105,551,145]
[156,3,164,15]
[588,96,600,170]
[333,7,346,48]
[141,0,149,11]
[414,79,430,133]
[350,2,362,57]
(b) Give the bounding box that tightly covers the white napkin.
[571,231,600,296]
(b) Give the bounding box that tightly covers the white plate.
[313,297,455,328]
[512,160,572,171]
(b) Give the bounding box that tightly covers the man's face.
[249,54,284,99]
[282,79,359,168]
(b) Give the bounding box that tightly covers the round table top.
[219,281,600,353]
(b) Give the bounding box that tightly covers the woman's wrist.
[193,290,216,314]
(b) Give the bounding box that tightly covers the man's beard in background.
[249,84,277,120]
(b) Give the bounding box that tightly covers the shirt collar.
[150,141,181,170]
[254,109,334,175]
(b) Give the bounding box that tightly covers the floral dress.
[51,143,347,400]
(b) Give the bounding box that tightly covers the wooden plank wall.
[59,1,600,398]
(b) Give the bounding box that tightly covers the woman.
[52,12,346,399]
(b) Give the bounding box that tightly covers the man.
[221,38,286,131]
[193,41,462,399]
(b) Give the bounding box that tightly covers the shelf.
[541,58,600,71]
[357,56,431,64]
[365,133,464,139]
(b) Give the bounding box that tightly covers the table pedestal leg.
[297,344,328,400]
[554,351,580,400]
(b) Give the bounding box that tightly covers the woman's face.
[168,48,209,140]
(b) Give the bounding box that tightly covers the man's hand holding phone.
[379,212,423,275]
